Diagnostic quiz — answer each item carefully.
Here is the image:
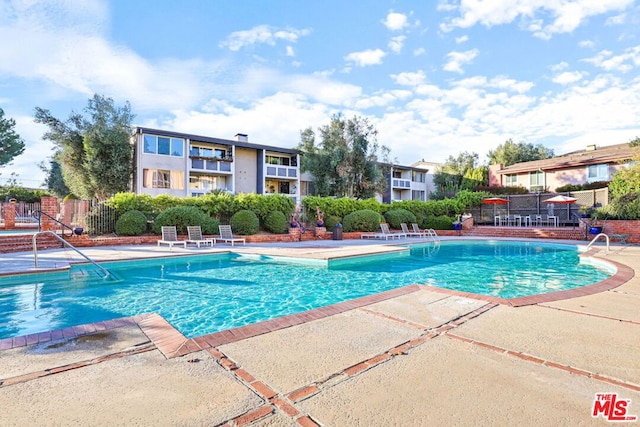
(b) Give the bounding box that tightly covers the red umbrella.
[483,197,509,204]
[483,197,509,217]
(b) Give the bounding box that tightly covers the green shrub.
[422,215,455,230]
[324,215,341,231]
[383,209,417,229]
[230,209,260,235]
[555,181,610,193]
[263,210,288,234]
[602,192,640,220]
[342,209,383,232]
[151,206,219,235]
[108,192,155,217]
[115,210,148,236]
[474,185,529,195]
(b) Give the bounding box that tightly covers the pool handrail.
[586,232,610,253]
[35,210,75,238]
[32,231,110,277]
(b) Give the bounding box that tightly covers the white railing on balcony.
[191,158,232,173]
[392,178,411,189]
[266,165,298,178]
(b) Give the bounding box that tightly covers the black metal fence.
[471,188,608,226]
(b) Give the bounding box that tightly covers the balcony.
[392,178,411,189]
[265,165,298,179]
[190,157,233,173]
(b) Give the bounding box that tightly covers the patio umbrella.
[543,195,577,204]
[544,195,577,223]
[482,197,509,217]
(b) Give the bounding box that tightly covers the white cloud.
[219,25,311,51]
[583,46,640,72]
[388,36,406,54]
[443,49,479,74]
[440,0,634,39]
[391,70,426,86]
[352,90,412,110]
[606,12,627,26]
[552,71,586,85]
[413,47,426,56]
[286,46,295,57]
[579,40,596,49]
[455,35,469,44]
[382,12,409,31]
[284,75,362,105]
[344,49,386,67]
[550,61,569,72]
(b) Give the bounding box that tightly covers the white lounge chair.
[157,226,187,249]
[361,223,404,240]
[214,225,246,246]
[186,226,214,247]
[401,222,425,237]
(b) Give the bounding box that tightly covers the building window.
[505,174,518,187]
[266,155,290,166]
[587,164,609,183]
[411,190,426,201]
[190,175,222,193]
[143,169,184,189]
[190,145,228,159]
[529,171,543,191]
[412,171,425,182]
[300,180,315,196]
[143,135,184,157]
[392,170,402,179]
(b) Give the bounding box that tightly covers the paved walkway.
[0,237,639,426]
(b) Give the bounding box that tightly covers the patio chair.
[186,226,214,248]
[402,222,424,237]
[157,226,187,249]
[361,223,404,240]
[214,225,246,246]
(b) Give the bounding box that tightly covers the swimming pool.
[0,241,612,339]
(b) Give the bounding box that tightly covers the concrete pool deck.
[0,237,639,426]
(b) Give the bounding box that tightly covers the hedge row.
[92,191,488,236]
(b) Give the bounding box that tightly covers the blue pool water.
[0,241,612,339]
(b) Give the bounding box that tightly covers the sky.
[1,0,640,188]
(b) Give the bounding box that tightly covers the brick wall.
[602,220,640,244]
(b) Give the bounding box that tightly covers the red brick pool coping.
[0,249,633,358]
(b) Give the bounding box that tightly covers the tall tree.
[39,153,70,198]
[432,151,484,199]
[298,114,389,199]
[0,108,25,167]
[34,94,134,200]
[488,138,554,166]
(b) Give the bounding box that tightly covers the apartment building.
[132,127,301,202]
[382,164,432,203]
[132,126,439,203]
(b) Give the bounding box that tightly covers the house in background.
[132,127,301,202]
[380,161,440,203]
[489,142,637,192]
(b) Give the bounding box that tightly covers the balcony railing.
[392,178,411,188]
[266,165,298,179]
[190,158,232,173]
